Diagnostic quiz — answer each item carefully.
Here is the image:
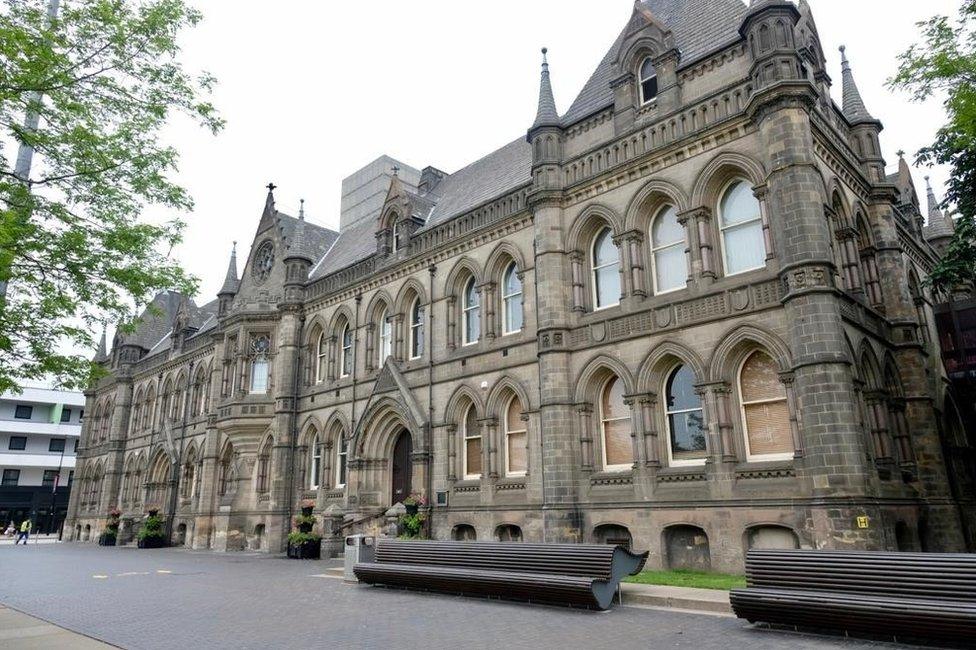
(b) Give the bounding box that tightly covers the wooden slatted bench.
[730,549,976,643]
[353,539,648,610]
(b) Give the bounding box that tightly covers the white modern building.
[0,387,84,533]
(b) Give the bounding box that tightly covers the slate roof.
[422,137,532,230]
[310,216,374,279]
[561,0,748,126]
[276,212,338,264]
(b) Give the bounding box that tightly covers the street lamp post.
[48,442,66,538]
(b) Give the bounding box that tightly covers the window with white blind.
[739,350,792,461]
[599,376,632,471]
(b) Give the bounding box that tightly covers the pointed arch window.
[639,57,658,105]
[502,263,523,335]
[315,332,328,383]
[718,180,766,275]
[309,433,322,490]
[256,438,272,494]
[599,376,632,471]
[463,405,482,479]
[505,396,527,477]
[739,351,792,460]
[335,432,347,488]
[409,297,424,359]
[592,227,621,310]
[665,365,707,465]
[391,220,400,254]
[379,309,392,363]
[463,277,480,345]
[250,335,271,393]
[339,323,353,378]
[651,204,686,293]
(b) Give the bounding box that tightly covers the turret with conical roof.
[217,241,238,316]
[923,176,955,249]
[838,46,885,182]
[527,48,563,196]
[93,326,108,364]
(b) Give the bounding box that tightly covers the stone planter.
[137,536,166,549]
[287,540,321,559]
[98,533,117,546]
[405,503,419,516]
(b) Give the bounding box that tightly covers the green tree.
[0,0,221,392]
[889,0,976,295]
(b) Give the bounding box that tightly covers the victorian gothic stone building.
[66,0,975,571]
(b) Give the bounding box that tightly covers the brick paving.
[0,544,922,650]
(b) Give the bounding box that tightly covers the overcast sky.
[156,0,961,303]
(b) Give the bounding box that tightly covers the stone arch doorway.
[391,429,412,506]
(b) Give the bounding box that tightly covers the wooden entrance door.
[391,430,412,505]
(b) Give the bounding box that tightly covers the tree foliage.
[889,0,976,295]
[0,0,221,392]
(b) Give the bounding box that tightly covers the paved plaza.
[0,544,932,650]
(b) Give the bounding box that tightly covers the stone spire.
[285,210,315,263]
[926,176,944,222]
[839,46,875,124]
[93,325,108,363]
[218,241,238,296]
[531,48,560,130]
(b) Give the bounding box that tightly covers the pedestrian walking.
[15,519,31,545]
[3,522,13,537]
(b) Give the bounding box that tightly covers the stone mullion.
[446,296,457,349]
[625,233,646,298]
[755,185,774,261]
[781,374,803,458]
[364,322,375,373]
[623,395,644,467]
[691,208,717,284]
[570,252,585,312]
[638,395,660,467]
[865,396,893,464]
[392,313,404,362]
[576,404,594,470]
[446,424,457,482]
[614,232,634,298]
[482,417,499,479]
[676,209,700,286]
[481,282,496,341]
[327,335,337,381]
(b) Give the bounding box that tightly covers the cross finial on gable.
[392,165,400,177]
[266,182,277,192]
[896,150,905,159]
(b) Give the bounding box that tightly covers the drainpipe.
[166,359,194,542]
[427,263,436,536]
[285,314,306,550]
[532,239,547,544]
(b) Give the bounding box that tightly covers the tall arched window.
[600,376,632,470]
[502,263,523,335]
[592,227,621,309]
[379,309,392,363]
[463,405,482,479]
[409,297,424,359]
[651,204,686,293]
[463,277,480,345]
[505,396,527,477]
[665,365,707,465]
[217,444,232,497]
[335,432,347,488]
[718,180,765,275]
[256,438,272,494]
[309,433,322,490]
[639,57,658,105]
[250,335,270,393]
[339,323,353,378]
[315,332,327,383]
[739,350,792,460]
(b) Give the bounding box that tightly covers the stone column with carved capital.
[576,403,594,471]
